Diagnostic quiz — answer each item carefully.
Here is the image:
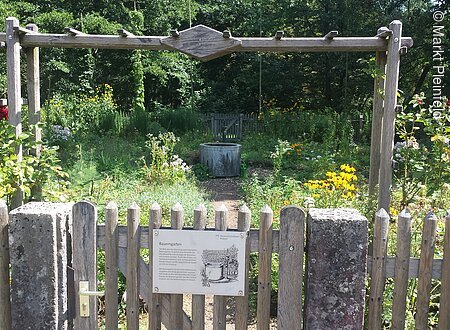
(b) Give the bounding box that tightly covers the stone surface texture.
[304,208,368,330]
[9,202,72,330]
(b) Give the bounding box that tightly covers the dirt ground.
[196,176,276,329]
[201,177,241,229]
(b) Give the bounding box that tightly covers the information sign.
[152,229,246,296]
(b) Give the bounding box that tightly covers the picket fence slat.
[213,204,228,330]
[416,212,438,329]
[170,203,185,330]
[73,201,98,329]
[148,202,162,330]
[0,200,11,330]
[192,204,207,330]
[368,208,390,330]
[392,208,412,330]
[438,212,450,330]
[257,205,273,330]
[127,202,141,330]
[105,202,119,330]
[235,205,251,330]
[277,206,305,330]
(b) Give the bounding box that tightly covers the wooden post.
[213,204,228,330]
[257,205,273,330]
[72,201,98,329]
[148,202,162,330]
[378,21,402,211]
[392,208,412,330]
[127,202,141,330]
[416,212,438,329]
[25,23,42,200]
[192,204,207,330]
[238,113,244,140]
[170,203,184,330]
[438,212,450,330]
[368,208,390,330]
[368,51,387,197]
[105,202,119,330]
[235,204,251,330]
[6,17,23,209]
[0,200,11,330]
[277,206,305,330]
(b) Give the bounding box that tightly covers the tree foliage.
[0,0,448,118]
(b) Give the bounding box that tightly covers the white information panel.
[152,229,246,296]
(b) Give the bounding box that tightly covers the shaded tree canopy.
[0,0,448,116]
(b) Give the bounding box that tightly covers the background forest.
[0,0,448,119]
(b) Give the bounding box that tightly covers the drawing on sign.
[201,245,239,287]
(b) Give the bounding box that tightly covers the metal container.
[199,143,241,177]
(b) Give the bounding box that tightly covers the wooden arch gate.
[1,18,413,328]
[1,17,413,212]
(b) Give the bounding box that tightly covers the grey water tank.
[199,143,241,177]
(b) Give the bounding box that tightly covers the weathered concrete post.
[9,202,72,330]
[304,208,368,329]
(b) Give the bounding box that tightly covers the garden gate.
[202,113,261,142]
[71,201,307,329]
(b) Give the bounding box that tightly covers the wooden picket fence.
[1,200,450,329]
[368,208,450,330]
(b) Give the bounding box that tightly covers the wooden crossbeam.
[64,27,85,36]
[117,28,133,37]
[324,30,338,39]
[0,31,414,53]
[239,37,390,52]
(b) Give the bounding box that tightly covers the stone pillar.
[304,208,368,330]
[9,202,72,330]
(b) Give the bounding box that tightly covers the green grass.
[61,132,212,226]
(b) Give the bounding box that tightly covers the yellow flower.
[390,207,399,217]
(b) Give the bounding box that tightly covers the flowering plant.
[394,93,450,207]
[304,164,358,207]
[0,105,8,121]
[142,132,190,184]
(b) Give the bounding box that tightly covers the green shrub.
[42,84,117,135]
[0,120,69,203]
[394,93,450,207]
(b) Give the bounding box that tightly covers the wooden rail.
[0,31,413,53]
[96,225,444,279]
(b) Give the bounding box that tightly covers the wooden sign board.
[152,229,246,296]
